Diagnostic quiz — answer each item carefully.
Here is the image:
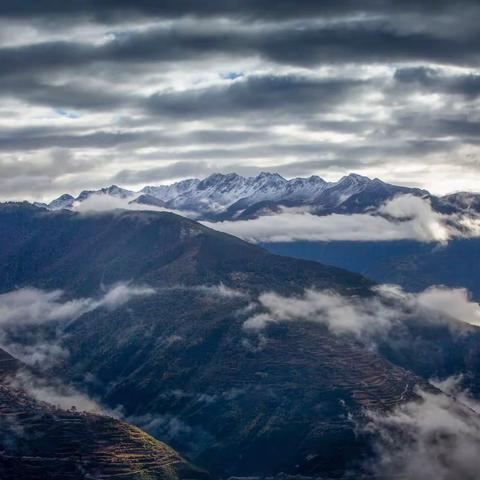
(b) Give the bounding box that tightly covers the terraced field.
[0,349,209,480]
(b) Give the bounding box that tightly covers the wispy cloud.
[0,282,155,412]
[204,195,480,243]
[0,282,154,372]
[73,193,199,218]
[367,384,480,479]
[0,282,155,328]
[243,283,480,338]
[8,370,109,414]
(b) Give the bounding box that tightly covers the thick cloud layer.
[205,196,480,243]
[0,3,480,200]
[73,192,198,218]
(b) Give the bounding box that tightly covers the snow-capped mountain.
[44,171,471,221]
[76,185,134,203]
[46,185,134,210]
[47,193,75,210]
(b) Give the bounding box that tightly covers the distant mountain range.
[38,172,480,220]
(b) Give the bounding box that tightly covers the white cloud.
[377,284,480,328]
[73,193,198,218]
[99,283,155,309]
[0,282,155,327]
[0,282,155,372]
[188,283,247,299]
[73,194,134,212]
[0,282,155,413]
[415,287,480,327]
[127,411,214,455]
[379,194,451,242]
[367,386,480,480]
[244,283,480,337]
[0,288,93,326]
[204,195,480,243]
[8,370,108,414]
[431,375,480,414]
[4,340,69,370]
[243,289,396,337]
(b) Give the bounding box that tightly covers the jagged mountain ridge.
[41,171,460,220]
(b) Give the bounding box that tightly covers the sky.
[1,1,480,201]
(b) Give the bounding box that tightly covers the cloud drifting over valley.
[72,192,199,218]
[0,282,156,413]
[368,386,480,480]
[244,283,480,337]
[0,283,155,327]
[205,195,480,243]
[0,282,155,369]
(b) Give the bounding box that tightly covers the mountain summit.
[44,171,437,220]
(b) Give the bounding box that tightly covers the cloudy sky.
[1,1,480,201]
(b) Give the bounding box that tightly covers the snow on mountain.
[44,172,436,220]
[141,178,201,202]
[76,185,134,202]
[167,173,259,212]
[48,193,75,210]
[48,186,135,210]
[283,175,328,201]
[129,193,167,208]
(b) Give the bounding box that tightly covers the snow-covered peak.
[337,173,372,186]
[255,171,286,182]
[101,185,133,199]
[141,178,200,202]
[75,185,134,203]
[48,193,75,210]
[198,173,246,192]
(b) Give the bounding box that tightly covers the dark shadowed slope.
[263,238,480,300]
[0,202,371,296]
[0,346,209,480]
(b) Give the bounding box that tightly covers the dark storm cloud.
[0,0,479,21]
[395,67,480,98]
[0,30,243,78]
[259,26,480,68]
[2,21,480,81]
[146,75,367,119]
